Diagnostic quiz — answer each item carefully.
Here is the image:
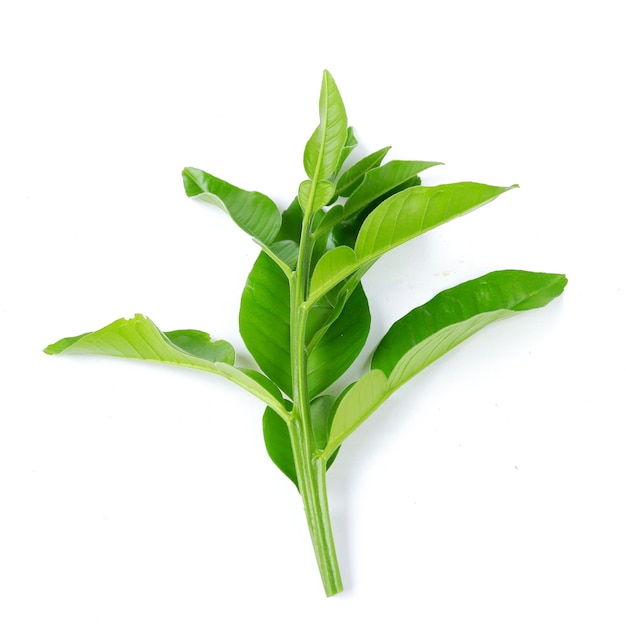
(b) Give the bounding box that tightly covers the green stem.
[287,417,343,596]
[288,206,343,596]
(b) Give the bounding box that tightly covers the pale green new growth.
[45,70,566,597]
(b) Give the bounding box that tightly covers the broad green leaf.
[299,179,335,214]
[182,167,281,245]
[335,146,391,197]
[240,252,371,399]
[303,70,348,182]
[240,252,292,396]
[308,182,517,303]
[343,160,442,219]
[373,270,568,384]
[44,314,287,418]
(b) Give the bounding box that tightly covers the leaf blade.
[44,314,287,418]
[303,70,348,182]
[182,167,281,245]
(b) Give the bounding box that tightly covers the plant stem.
[288,206,343,596]
[287,417,343,596]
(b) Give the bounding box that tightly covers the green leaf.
[276,197,304,244]
[308,182,517,303]
[356,182,516,261]
[263,403,298,488]
[325,270,567,456]
[374,270,568,385]
[268,240,300,270]
[307,282,370,397]
[326,370,388,456]
[303,70,348,182]
[165,329,235,364]
[44,314,288,418]
[343,159,442,219]
[299,179,335,214]
[182,167,281,245]
[335,146,391,197]
[334,126,358,176]
[240,252,371,399]
[309,246,356,299]
[240,252,293,396]
[310,395,336,450]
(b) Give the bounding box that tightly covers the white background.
[1,1,624,624]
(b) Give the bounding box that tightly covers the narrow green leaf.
[343,159,442,219]
[334,126,358,176]
[356,182,515,261]
[335,146,391,197]
[325,270,567,455]
[303,70,348,182]
[44,314,287,418]
[308,182,517,303]
[373,270,568,386]
[182,167,281,245]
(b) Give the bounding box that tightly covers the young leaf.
[335,146,391,198]
[325,270,567,456]
[182,167,281,245]
[303,70,348,183]
[334,126,358,176]
[342,159,442,219]
[308,182,517,303]
[44,314,288,420]
[298,179,335,214]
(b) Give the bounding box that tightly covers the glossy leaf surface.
[303,70,348,184]
[335,146,391,198]
[342,159,442,219]
[309,182,517,302]
[325,270,567,455]
[240,252,371,399]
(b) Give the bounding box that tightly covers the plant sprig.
[45,70,566,596]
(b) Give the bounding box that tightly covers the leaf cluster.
[44,70,566,594]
